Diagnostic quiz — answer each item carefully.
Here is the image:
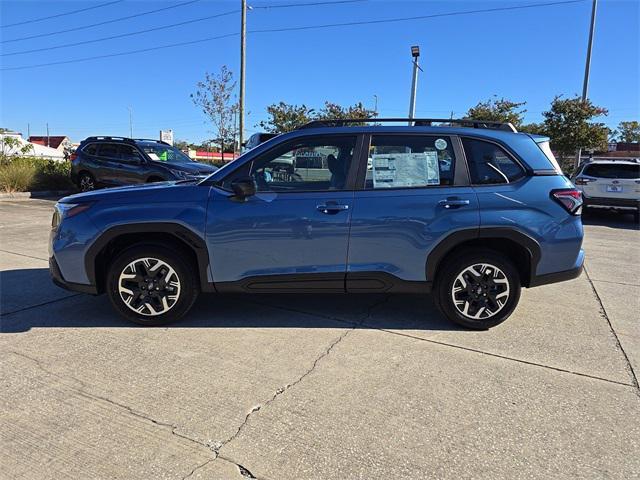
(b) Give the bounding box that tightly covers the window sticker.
[372,152,439,188]
[147,153,160,161]
[435,138,448,150]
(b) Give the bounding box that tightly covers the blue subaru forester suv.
[50,119,584,329]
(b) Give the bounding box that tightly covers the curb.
[0,190,73,200]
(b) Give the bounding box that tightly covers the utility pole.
[408,45,420,125]
[575,0,598,168]
[27,123,30,138]
[46,123,50,147]
[128,107,133,138]
[239,0,247,149]
[373,95,378,116]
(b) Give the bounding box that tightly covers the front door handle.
[438,198,470,209]
[317,203,349,214]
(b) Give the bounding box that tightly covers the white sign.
[159,129,174,145]
[372,152,440,188]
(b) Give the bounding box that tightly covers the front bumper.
[49,256,98,295]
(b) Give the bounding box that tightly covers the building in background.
[1,131,65,159]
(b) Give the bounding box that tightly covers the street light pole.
[575,0,598,168]
[373,94,378,116]
[128,107,133,138]
[408,45,420,125]
[239,0,247,150]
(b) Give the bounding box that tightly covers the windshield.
[140,144,193,163]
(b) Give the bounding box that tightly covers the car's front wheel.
[106,245,199,326]
[78,172,96,192]
[434,249,521,330]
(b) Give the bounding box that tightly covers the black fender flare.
[85,223,213,293]
[425,227,541,286]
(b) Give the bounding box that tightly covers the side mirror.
[230,177,256,198]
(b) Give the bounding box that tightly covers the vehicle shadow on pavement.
[581,210,639,230]
[1,268,458,333]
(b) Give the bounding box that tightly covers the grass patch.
[0,157,75,193]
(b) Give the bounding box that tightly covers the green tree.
[258,101,377,133]
[259,102,314,133]
[466,96,527,128]
[191,66,238,160]
[519,122,546,135]
[541,95,608,158]
[615,121,640,143]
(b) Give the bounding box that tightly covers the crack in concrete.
[2,292,81,317]
[583,265,639,396]
[212,295,391,476]
[181,458,214,479]
[252,298,636,389]
[0,248,49,262]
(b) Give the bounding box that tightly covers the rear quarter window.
[462,138,525,185]
[82,143,98,155]
[582,163,640,179]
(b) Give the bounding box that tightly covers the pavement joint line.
[583,264,640,396]
[590,278,640,287]
[1,292,81,317]
[0,248,49,262]
[250,299,636,390]
[8,350,221,476]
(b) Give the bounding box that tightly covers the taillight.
[69,153,78,162]
[551,189,583,215]
[574,177,594,185]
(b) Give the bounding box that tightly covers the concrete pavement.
[0,199,638,479]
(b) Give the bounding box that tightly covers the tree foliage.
[259,101,377,133]
[191,66,238,155]
[541,95,609,157]
[466,96,527,128]
[615,121,640,143]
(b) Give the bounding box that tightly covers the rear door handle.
[438,198,470,209]
[317,203,349,214]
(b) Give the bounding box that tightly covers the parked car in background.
[51,118,584,330]
[244,132,278,150]
[70,137,218,191]
[572,158,640,222]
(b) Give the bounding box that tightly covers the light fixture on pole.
[408,45,420,125]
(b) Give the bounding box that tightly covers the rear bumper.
[528,249,584,287]
[583,196,640,211]
[50,256,98,295]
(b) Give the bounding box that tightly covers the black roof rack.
[82,136,169,145]
[300,118,518,133]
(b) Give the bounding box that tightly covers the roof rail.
[134,138,170,145]
[299,118,518,133]
[83,136,135,144]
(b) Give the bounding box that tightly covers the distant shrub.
[0,157,74,192]
[0,161,37,192]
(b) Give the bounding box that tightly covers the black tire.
[434,249,521,330]
[106,245,199,326]
[78,172,96,192]
[633,210,639,224]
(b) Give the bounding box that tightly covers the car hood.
[153,161,218,174]
[59,180,203,203]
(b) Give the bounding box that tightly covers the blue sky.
[1,0,638,144]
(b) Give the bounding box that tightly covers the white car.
[572,159,640,222]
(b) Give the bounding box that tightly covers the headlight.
[55,202,93,222]
[169,169,191,179]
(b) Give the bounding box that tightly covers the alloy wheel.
[118,257,181,316]
[451,263,510,320]
[80,175,95,191]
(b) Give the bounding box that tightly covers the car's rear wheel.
[78,172,96,192]
[106,245,199,326]
[434,249,521,330]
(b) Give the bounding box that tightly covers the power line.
[249,0,586,33]
[1,0,586,71]
[2,10,239,57]
[0,0,124,29]
[1,0,201,44]
[251,0,366,9]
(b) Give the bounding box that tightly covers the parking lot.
[0,198,638,479]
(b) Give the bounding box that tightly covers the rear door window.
[83,143,98,155]
[582,163,640,179]
[462,138,525,185]
[97,143,119,159]
[365,135,455,189]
